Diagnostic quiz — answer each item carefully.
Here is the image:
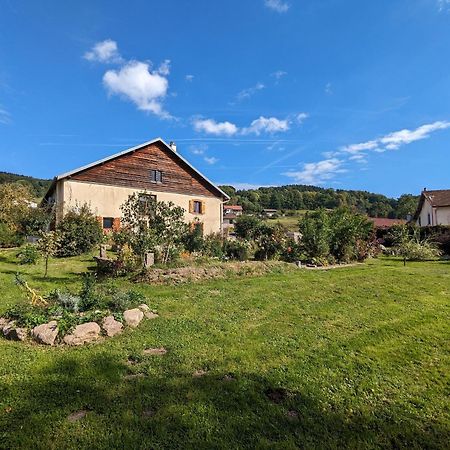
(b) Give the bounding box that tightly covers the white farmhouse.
[413,189,450,226]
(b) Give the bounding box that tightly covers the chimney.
[423,187,427,192]
[169,141,177,153]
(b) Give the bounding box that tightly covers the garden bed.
[136,260,294,284]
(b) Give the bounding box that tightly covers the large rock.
[123,308,144,328]
[3,323,27,341]
[138,304,159,319]
[102,315,123,337]
[64,322,101,346]
[0,317,10,333]
[32,321,59,346]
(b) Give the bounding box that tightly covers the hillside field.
[0,250,449,449]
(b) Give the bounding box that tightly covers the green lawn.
[0,250,449,449]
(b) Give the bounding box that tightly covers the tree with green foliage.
[298,208,375,264]
[56,204,103,257]
[0,183,33,230]
[121,192,188,265]
[234,215,263,240]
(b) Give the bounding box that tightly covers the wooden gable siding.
[70,141,218,197]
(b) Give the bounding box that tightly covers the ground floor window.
[102,217,114,229]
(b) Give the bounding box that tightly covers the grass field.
[0,249,449,449]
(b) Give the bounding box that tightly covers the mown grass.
[0,249,449,449]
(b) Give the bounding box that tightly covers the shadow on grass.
[1,352,447,449]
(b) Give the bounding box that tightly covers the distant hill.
[219,184,419,219]
[0,172,52,199]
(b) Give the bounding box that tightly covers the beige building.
[413,189,450,226]
[43,138,229,234]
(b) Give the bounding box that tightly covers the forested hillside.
[0,170,418,218]
[219,185,419,219]
[0,172,51,198]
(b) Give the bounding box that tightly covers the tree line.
[0,172,52,199]
[219,184,419,219]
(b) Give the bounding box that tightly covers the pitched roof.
[225,205,243,211]
[413,189,450,220]
[368,217,407,229]
[44,138,229,201]
[422,189,450,207]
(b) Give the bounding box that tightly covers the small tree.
[121,193,188,266]
[37,231,60,277]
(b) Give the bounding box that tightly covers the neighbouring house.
[413,188,450,226]
[42,138,230,235]
[368,217,407,229]
[262,209,278,218]
[222,205,243,235]
[224,205,243,216]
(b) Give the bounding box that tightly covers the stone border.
[0,304,159,346]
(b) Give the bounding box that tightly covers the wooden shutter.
[201,201,206,214]
[189,200,194,213]
[96,216,103,226]
[112,218,121,231]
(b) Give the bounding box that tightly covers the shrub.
[4,304,49,328]
[203,233,224,258]
[298,208,375,264]
[56,204,103,257]
[254,223,286,261]
[390,225,442,264]
[183,222,204,253]
[16,244,40,265]
[105,289,146,312]
[49,290,82,313]
[281,239,304,262]
[224,239,252,261]
[78,273,102,311]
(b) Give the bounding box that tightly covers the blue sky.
[1,0,450,197]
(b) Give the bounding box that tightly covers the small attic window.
[150,169,163,183]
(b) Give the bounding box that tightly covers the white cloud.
[204,156,219,165]
[341,140,378,154]
[193,118,238,136]
[342,121,450,154]
[0,106,11,124]
[379,121,450,150]
[289,120,450,186]
[185,74,194,82]
[157,59,171,76]
[296,112,309,124]
[235,82,265,102]
[265,0,290,13]
[325,82,333,95]
[284,158,345,185]
[103,60,170,118]
[271,70,287,80]
[84,39,123,63]
[242,116,290,135]
[189,144,207,155]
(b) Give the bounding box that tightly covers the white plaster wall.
[436,206,450,225]
[417,198,434,226]
[59,180,224,234]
